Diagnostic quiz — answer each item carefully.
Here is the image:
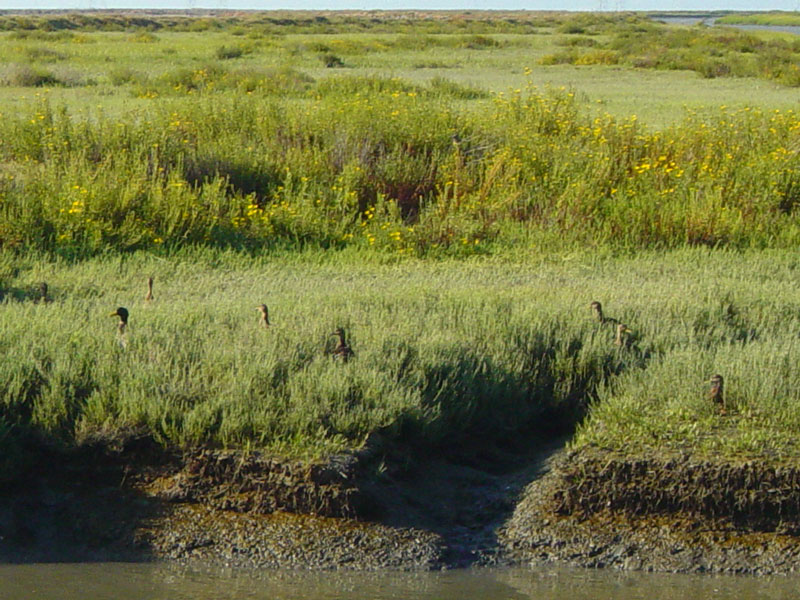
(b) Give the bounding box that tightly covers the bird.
[331,327,354,362]
[614,322,633,347]
[110,307,129,335]
[708,374,725,414]
[144,276,154,302]
[257,304,270,329]
[36,282,50,304]
[590,300,620,325]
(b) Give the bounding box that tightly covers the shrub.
[22,45,67,62]
[108,66,143,86]
[216,44,244,60]
[1,64,60,87]
[127,31,159,43]
[319,53,345,68]
[573,50,620,65]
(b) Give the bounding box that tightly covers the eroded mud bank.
[4,439,800,574]
[500,448,800,574]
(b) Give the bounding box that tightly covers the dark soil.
[0,433,557,569]
[5,434,800,574]
[499,447,800,574]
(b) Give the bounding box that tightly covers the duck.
[590,300,620,325]
[257,304,270,329]
[708,374,725,414]
[614,322,633,347]
[110,307,129,335]
[37,282,50,304]
[144,276,154,302]
[332,327,354,362]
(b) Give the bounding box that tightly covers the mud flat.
[0,437,446,569]
[5,437,800,574]
[499,447,800,575]
[0,422,564,569]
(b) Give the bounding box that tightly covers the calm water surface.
[654,16,800,35]
[0,564,798,600]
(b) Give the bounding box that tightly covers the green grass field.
[1,11,800,473]
[4,248,800,472]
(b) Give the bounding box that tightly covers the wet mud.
[500,448,800,574]
[3,437,800,574]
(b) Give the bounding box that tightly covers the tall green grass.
[2,79,800,258]
[0,250,634,465]
[3,249,800,468]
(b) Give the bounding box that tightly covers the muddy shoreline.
[500,448,800,574]
[3,439,800,574]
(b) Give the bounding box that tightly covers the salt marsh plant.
[0,77,798,258]
[1,11,800,472]
[3,249,800,467]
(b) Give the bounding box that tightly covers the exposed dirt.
[0,432,560,569]
[5,436,800,574]
[499,447,800,574]
[359,437,568,568]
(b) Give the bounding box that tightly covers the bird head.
[256,304,270,326]
[110,307,129,323]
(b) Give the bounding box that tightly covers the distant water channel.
[654,15,800,35]
[2,564,799,600]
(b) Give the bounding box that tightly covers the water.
[653,15,800,35]
[726,23,800,36]
[1,564,798,600]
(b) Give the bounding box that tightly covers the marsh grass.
[4,249,800,467]
[0,78,798,259]
[0,250,624,462]
[1,11,800,472]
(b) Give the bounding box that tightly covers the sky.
[8,0,800,13]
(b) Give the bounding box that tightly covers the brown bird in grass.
[590,300,620,325]
[110,307,129,335]
[37,282,50,304]
[332,327,354,362]
[257,304,270,329]
[144,276,154,302]
[614,322,633,347]
[709,374,725,414]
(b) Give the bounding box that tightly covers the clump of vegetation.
[127,31,159,43]
[319,52,345,68]
[0,63,61,86]
[108,66,144,86]
[717,12,800,26]
[1,78,798,258]
[550,24,800,87]
[216,43,255,60]
[22,45,68,62]
[132,64,313,97]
